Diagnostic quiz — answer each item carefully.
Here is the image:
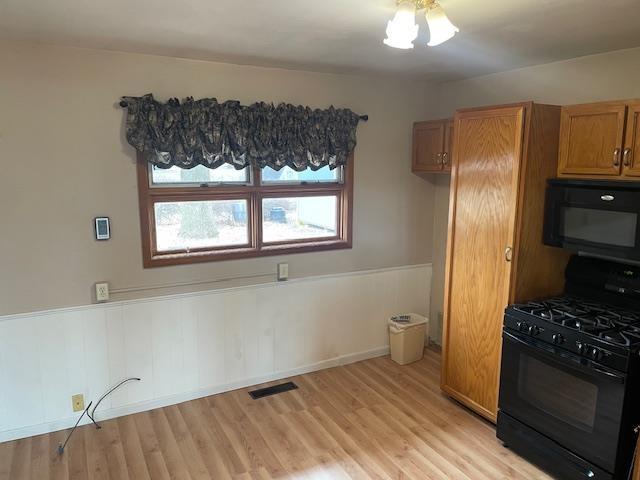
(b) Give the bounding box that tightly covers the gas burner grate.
[600,330,640,347]
[512,295,640,347]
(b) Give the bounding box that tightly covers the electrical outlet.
[277,263,289,281]
[72,394,85,412]
[95,282,109,302]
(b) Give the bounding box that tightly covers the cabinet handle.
[442,152,448,165]
[436,152,443,165]
[623,148,633,167]
[613,148,621,167]
[505,246,513,262]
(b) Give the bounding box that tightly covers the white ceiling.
[1,0,640,82]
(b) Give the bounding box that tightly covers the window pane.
[262,196,337,242]
[261,165,339,183]
[154,200,248,252]
[151,164,248,184]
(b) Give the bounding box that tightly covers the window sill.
[145,239,352,268]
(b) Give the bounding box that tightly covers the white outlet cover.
[95,282,109,302]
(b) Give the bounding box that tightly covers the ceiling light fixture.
[383,1,419,49]
[384,0,459,49]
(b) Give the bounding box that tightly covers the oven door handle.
[503,331,626,384]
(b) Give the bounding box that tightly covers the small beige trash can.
[389,314,429,365]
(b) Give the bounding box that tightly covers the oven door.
[499,330,626,473]
[544,182,640,261]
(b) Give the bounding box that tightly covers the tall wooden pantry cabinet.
[441,102,571,422]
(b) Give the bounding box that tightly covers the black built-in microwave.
[544,179,640,262]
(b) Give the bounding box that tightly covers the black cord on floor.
[87,377,141,429]
[57,401,93,455]
[57,377,141,455]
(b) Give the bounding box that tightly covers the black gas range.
[497,256,640,480]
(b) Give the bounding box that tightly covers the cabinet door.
[558,102,626,176]
[442,120,454,172]
[623,102,640,178]
[412,121,445,172]
[442,106,525,422]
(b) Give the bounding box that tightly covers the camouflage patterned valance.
[120,94,366,171]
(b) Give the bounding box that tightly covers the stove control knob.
[576,342,586,355]
[528,325,540,336]
[590,348,602,361]
[552,334,565,345]
[517,321,528,332]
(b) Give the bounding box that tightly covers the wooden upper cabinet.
[413,120,445,172]
[412,119,452,174]
[443,120,454,172]
[623,102,640,177]
[558,102,627,177]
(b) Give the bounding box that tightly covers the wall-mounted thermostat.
[94,217,110,240]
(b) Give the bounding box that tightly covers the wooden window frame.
[136,152,354,267]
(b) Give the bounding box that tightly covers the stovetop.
[511,295,640,349]
[505,294,640,372]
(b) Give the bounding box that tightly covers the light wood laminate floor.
[0,348,552,479]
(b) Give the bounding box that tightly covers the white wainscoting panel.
[0,264,431,442]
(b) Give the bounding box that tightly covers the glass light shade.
[425,3,459,46]
[383,1,419,49]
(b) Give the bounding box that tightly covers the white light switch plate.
[95,282,109,302]
[277,263,289,281]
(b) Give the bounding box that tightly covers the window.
[137,153,353,267]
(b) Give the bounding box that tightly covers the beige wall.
[0,41,438,316]
[435,47,640,115]
[428,47,640,343]
[428,174,451,342]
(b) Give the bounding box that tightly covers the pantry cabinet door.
[442,105,525,422]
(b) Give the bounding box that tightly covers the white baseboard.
[0,345,389,443]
